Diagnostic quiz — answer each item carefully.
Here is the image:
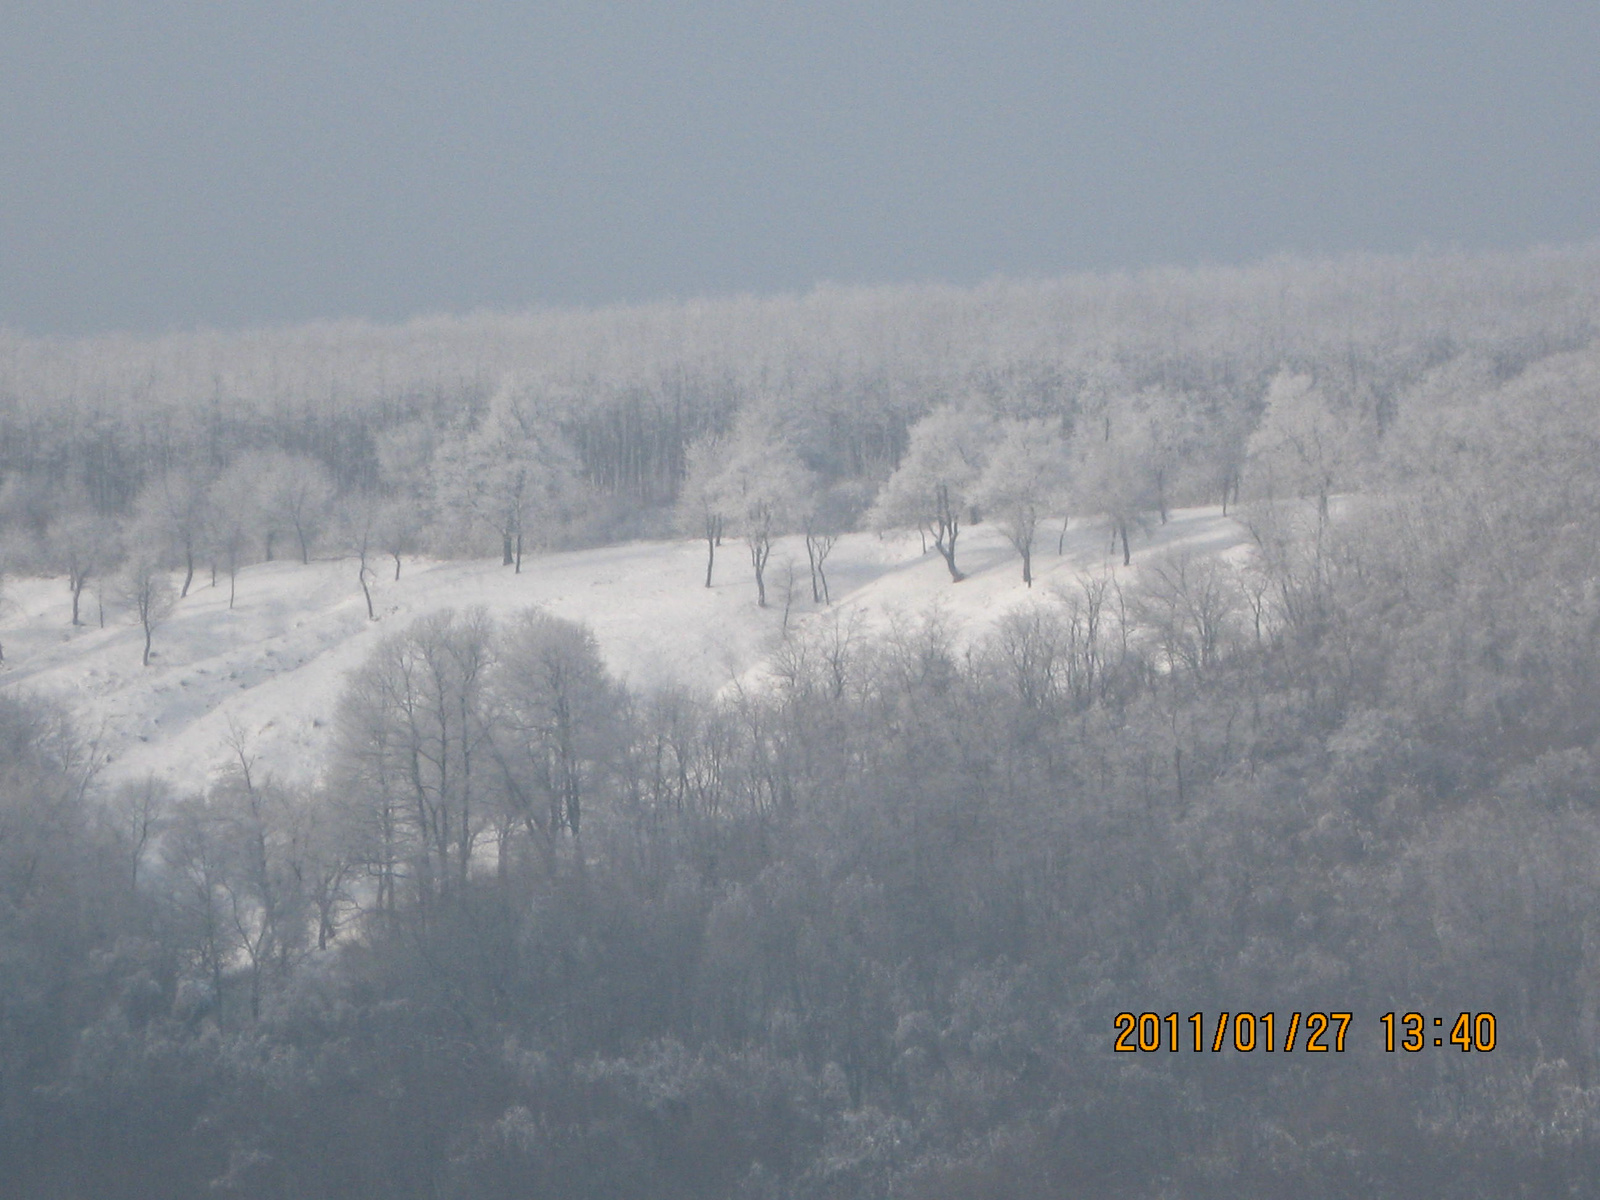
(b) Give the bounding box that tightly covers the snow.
[0,506,1251,794]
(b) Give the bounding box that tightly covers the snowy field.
[0,506,1250,794]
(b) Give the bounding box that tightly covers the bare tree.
[334,609,496,911]
[343,494,383,620]
[106,776,169,890]
[489,610,622,873]
[1130,550,1241,682]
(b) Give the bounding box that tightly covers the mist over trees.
[0,246,1596,594]
[4,245,1600,1195]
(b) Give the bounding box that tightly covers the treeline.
[1,246,1597,564]
[5,342,1600,1196]
[2,246,1597,652]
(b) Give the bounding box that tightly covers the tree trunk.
[751,538,770,606]
[515,531,523,574]
[392,551,403,581]
[502,533,514,566]
[70,577,84,626]
[1120,523,1131,567]
[935,539,964,582]
[704,535,715,587]
[182,549,195,598]
[1021,544,1032,587]
[142,622,153,667]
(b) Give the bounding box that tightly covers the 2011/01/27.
[1114,1012,1350,1053]
[1114,1011,1498,1053]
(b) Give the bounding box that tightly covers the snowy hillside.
[0,506,1251,794]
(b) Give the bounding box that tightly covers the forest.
[3,245,1600,1197]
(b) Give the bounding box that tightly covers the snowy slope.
[0,506,1251,794]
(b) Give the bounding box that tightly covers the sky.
[1,1,1596,337]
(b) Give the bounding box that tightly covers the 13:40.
[1381,1012,1496,1052]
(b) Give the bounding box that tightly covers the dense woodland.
[4,246,1600,1196]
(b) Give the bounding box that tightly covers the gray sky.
[2,1,1596,336]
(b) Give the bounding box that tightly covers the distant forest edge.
[0,244,1597,576]
[6,245,1600,1197]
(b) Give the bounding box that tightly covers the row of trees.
[0,356,1459,674]
[668,367,1341,611]
[3,245,1593,587]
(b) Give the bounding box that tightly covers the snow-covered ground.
[0,506,1251,794]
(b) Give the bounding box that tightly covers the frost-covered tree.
[373,418,439,499]
[118,553,177,667]
[802,481,867,605]
[133,472,210,598]
[1131,389,1201,524]
[372,419,435,576]
[209,453,270,566]
[709,434,815,607]
[340,490,422,616]
[266,454,337,565]
[204,469,256,609]
[974,419,1070,586]
[433,386,580,572]
[47,511,119,627]
[373,495,423,581]
[0,472,55,543]
[1071,410,1156,567]
[868,407,990,582]
[213,449,334,565]
[677,435,727,589]
[1246,370,1371,526]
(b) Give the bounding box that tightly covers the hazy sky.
[2,1,1596,336]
